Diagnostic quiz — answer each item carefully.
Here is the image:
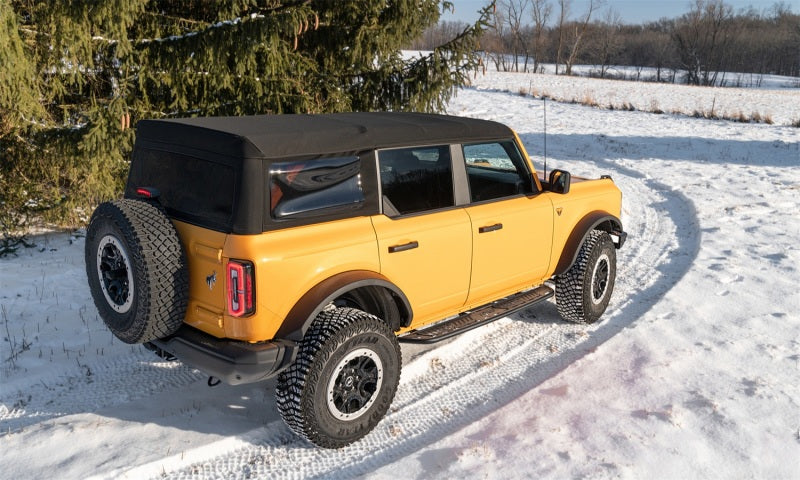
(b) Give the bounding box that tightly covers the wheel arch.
[553,212,622,277]
[275,270,413,342]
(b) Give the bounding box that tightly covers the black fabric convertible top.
[135,112,514,159]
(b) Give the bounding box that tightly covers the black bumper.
[147,325,297,385]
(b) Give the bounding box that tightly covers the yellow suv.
[85,112,626,448]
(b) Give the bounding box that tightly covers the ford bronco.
[85,112,626,448]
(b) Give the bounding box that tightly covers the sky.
[444,0,794,24]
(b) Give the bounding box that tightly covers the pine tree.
[1,1,494,240]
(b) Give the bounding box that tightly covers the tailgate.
[173,220,228,337]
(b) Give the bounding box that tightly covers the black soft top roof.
[135,112,514,159]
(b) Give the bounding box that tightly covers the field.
[2,71,799,479]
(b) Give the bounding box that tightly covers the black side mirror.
[549,169,571,194]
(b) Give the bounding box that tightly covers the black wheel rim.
[96,235,134,313]
[592,256,610,303]
[327,348,383,421]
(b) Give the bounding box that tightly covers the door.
[372,145,472,327]
[460,141,554,306]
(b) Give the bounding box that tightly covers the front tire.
[276,307,401,448]
[556,230,617,324]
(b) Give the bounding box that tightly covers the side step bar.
[399,285,554,344]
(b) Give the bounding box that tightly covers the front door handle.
[388,241,419,253]
[478,223,503,233]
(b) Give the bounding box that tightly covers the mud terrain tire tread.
[85,199,188,344]
[276,307,401,448]
[556,230,617,324]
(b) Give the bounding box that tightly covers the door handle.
[388,241,419,253]
[478,223,503,233]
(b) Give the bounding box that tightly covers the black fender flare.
[553,212,624,277]
[275,270,413,342]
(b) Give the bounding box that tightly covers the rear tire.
[556,230,616,324]
[85,199,188,344]
[276,307,401,448]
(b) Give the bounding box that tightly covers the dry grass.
[649,99,663,114]
[733,111,749,123]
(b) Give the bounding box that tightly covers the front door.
[460,141,554,306]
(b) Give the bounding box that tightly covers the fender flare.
[275,270,413,342]
[553,212,624,277]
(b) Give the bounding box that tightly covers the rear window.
[129,149,236,229]
[270,156,364,219]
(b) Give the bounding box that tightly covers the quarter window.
[463,141,533,202]
[270,156,364,219]
[378,146,454,216]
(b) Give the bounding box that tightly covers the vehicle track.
[0,349,205,433]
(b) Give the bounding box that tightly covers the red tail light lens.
[227,260,255,317]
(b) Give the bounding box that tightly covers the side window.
[463,141,533,202]
[378,145,454,216]
[270,156,364,219]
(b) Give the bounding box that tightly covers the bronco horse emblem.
[206,271,216,291]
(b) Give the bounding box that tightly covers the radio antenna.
[543,96,547,182]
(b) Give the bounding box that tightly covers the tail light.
[227,260,255,317]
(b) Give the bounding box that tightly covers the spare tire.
[85,199,188,344]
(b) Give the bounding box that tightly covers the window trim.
[262,151,380,231]
[460,139,538,204]
[269,155,364,220]
[376,143,458,218]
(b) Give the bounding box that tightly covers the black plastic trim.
[148,325,297,385]
[553,213,624,276]
[276,271,413,341]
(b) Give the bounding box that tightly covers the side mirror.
[549,169,571,194]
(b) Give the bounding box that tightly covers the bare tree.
[500,0,531,72]
[485,7,510,71]
[554,0,570,74]
[672,0,734,85]
[409,0,799,81]
[563,0,602,75]
[529,0,552,73]
[589,8,623,77]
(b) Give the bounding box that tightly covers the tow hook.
[208,376,222,387]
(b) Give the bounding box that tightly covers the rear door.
[371,145,472,328]
[459,141,554,306]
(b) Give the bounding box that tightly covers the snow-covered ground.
[471,69,800,126]
[488,62,800,90]
[2,72,799,479]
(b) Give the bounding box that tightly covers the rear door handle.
[478,223,503,233]
[388,241,419,253]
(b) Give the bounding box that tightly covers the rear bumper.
[146,325,297,385]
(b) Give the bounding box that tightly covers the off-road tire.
[556,230,616,324]
[85,199,188,344]
[276,307,401,448]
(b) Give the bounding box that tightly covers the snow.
[2,71,800,479]
[470,69,800,126]
[494,62,800,90]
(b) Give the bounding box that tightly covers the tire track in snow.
[0,349,205,434]
[120,153,699,479]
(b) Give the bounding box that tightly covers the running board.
[399,285,554,344]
